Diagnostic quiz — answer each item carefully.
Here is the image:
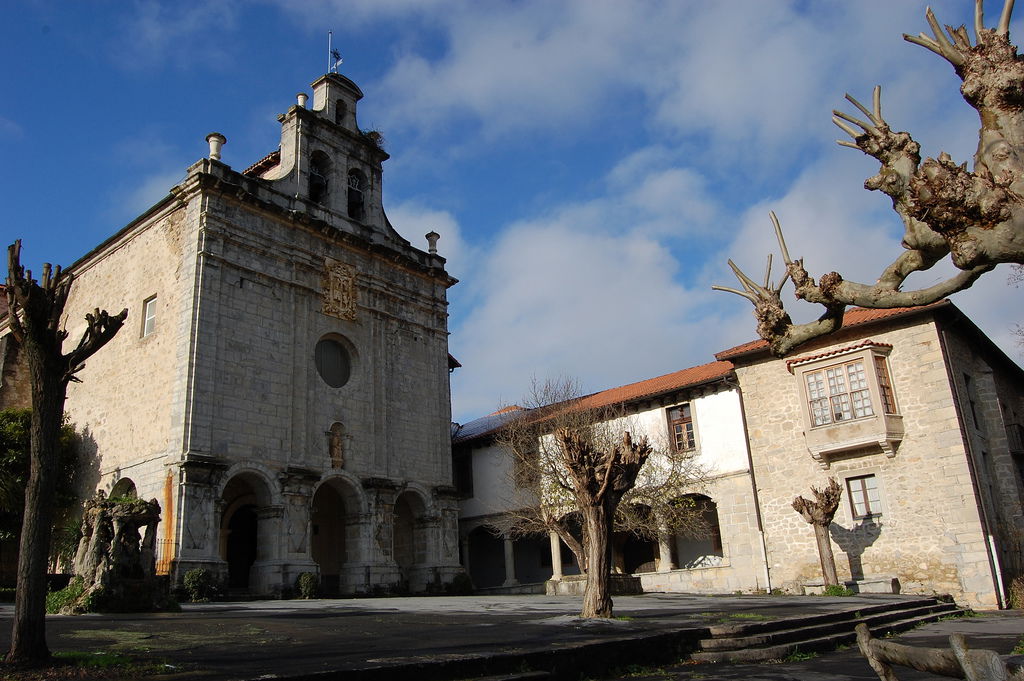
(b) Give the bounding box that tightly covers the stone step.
[699,601,958,651]
[707,596,946,637]
[691,600,964,663]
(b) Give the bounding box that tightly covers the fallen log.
[855,623,1024,681]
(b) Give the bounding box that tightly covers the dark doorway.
[226,505,257,589]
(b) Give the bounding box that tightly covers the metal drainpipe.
[730,376,772,593]
[938,324,1005,608]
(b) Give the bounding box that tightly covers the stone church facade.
[0,73,462,595]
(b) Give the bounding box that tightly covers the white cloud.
[449,156,745,421]
[108,169,186,225]
[111,0,238,70]
[385,201,472,283]
[0,116,23,139]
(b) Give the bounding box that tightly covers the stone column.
[358,477,402,590]
[549,531,563,580]
[503,537,518,586]
[658,534,674,572]
[173,456,228,584]
[461,534,471,574]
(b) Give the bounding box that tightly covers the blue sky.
[2,1,1020,423]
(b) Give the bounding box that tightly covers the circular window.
[315,338,352,388]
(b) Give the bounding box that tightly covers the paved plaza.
[0,594,1019,680]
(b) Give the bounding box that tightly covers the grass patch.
[53,650,135,668]
[1,650,178,680]
[697,611,773,623]
[1012,636,1024,656]
[784,648,819,662]
[822,584,856,597]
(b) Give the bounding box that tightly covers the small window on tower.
[347,169,365,221]
[335,99,348,126]
[309,151,331,205]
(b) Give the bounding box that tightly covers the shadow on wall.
[830,518,882,581]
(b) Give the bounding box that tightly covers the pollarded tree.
[497,379,710,618]
[792,478,843,588]
[716,1,1024,356]
[4,241,126,664]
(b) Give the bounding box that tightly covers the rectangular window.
[141,296,157,338]
[874,356,896,414]
[846,474,881,519]
[667,404,696,452]
[805,360,874,426]
[453,451,473,498]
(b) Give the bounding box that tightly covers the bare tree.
[4,241,126,664]
[497,379,710,618]
[716,1,1024,355]
[792,478,843,588]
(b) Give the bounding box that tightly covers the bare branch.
[998,0,1015,36]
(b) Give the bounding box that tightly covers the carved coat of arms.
[322,259,357,320]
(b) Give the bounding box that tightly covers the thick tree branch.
[716,1,1024,355]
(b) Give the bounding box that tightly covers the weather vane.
[328,31,343,73]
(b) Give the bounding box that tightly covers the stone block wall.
[639,470,767,594]
[58,200,201,519]
[188,187,453,488]
[734,314,1002,608]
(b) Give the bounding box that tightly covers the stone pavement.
[625,609,1024,680]
[0,593,1018,680]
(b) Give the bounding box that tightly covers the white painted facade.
[454,369,768,593]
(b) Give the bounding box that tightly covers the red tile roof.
[785,340,892,372]
[243,149,281,177]
[715,301,951,360]
[576,361,734,410]
[453,361,734,444]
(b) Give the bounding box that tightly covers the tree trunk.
[580,503,613,618]
[814,522,839,588]
[7,349,65,663]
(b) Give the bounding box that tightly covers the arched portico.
[311,475,364,595]
[393,489,428,588]
[220,471,277,593]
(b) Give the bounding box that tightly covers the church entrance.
[220,473,272,592]
[226,505,257,588]
[311,478,359,596]
[393,491,426,586]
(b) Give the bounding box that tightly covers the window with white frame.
[846,474,882,519]
[667,404,696,452]
[805,359,875,426]
[141,296,157,338]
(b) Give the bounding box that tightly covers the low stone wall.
[546,574,643,596]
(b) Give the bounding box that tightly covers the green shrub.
[183,568,215,602]
[296,572,318,599]
[822,584,856,597]
[1008,576,1024,609]
[46,576,89,614]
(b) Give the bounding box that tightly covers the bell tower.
[251,73,392,242]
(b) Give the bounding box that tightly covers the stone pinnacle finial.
[297,93,308,108]
[425,231,440,255]
[206,132,227,161]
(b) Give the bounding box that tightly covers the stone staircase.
[691,596,964,663]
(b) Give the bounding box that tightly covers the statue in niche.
[329,422,345,468]
[322,259,357,320]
